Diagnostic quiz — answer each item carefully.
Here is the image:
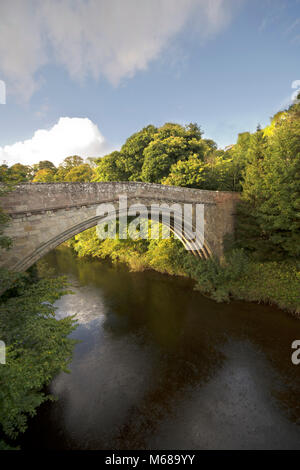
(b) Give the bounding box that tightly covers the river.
[21,247,300,450]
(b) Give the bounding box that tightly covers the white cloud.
[0,1,47,100]
[0,0,241,100]
[0,117,108,166]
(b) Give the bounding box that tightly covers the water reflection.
[22,247,300,450]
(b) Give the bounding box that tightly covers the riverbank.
[64,229,300,317]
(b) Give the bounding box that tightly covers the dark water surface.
[21,247,300,450]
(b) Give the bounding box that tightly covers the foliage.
[120,124,158,181]
[145,238,188,275]
[91,121,246,191]
[59,155,85,170]
[63,164,94,182]
[0,164,32,183]
[0,187,12,251]
[236,108,300,260]
[227,259,300,313]
[2,156,95,185]
[0,274,77,439]
[181,249,249,302]
[0,191,77,447]
[93,123,211,184]
[163,153,242,191]
[0,165,9,183]
[32,160,56,175]
[93,151,129,182]
[141,125,207,183]
[33,168,56,182]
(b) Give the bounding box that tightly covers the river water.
[21,247,300,450]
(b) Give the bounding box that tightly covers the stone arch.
[0,182,240,272]
[14,205,212,272]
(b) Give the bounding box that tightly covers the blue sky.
[0,0,299,166]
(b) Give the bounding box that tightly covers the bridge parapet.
[1,182,237,214]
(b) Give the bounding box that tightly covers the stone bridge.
[0,182,240,272]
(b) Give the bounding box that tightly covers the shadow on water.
[20,247,300,450]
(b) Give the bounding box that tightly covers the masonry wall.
[0,182,240,271]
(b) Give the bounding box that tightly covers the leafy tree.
[163,154,210,188]
[236,110,300,260]
[0,275,77,440]
[33,168,56,183]
[263,111,287,138]
[64,164,94,182]
[0,187,11,251]
[185,122,203,140]
[93,122,207,184]
[163,153,242,191]
[120,125,157,181]
[55,156,85,181]
[0,165,9,183]
[93,151,129,182]
[5,164,32,183]
[141,136,187,183]
[60,155,84,170]
[32,160,56,174]
[246,128,268,163]
[141,124,207,183]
